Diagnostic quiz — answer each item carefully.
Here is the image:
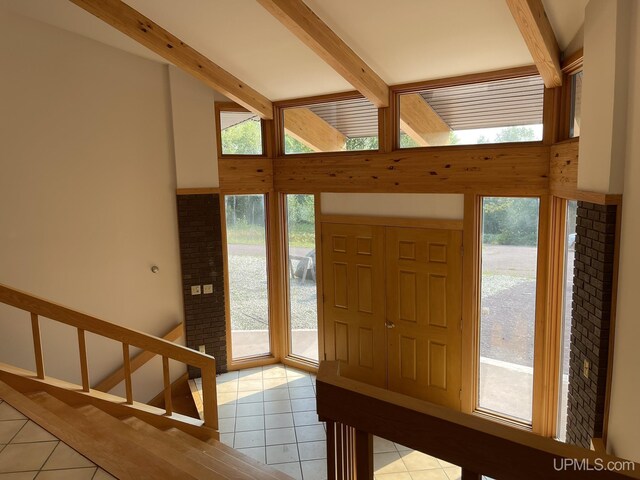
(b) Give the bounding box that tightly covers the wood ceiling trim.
[505,0,562,88]
[256,0,389,107]
[69,0,274,119]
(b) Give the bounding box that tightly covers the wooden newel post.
[354,429,373,479]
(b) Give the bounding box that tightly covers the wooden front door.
[321,223,386,388]
[385,227,463,409]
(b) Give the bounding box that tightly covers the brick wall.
[176,193,227,377]
[566,201,617,447]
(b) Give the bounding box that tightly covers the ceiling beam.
[506,0,562,88]
[69,0,273,119]
[256,0,389,107]
[284,108,347,152]
[399,94,451,147]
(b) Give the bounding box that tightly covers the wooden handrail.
[317,361,640,480]
[0,283,217,430]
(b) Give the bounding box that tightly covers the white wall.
[607,0,640,462]
[320,193,464,219]
[0,9,185,401]
[578,0,631,194]
[168,66,219,189]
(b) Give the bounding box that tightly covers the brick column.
[566,201,617,447]
[176,193,227,377]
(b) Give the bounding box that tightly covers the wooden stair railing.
[0,283,218,431]
[317,361,640,480]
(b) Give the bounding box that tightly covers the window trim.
[215,102,267,159]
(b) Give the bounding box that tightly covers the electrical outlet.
[203,284,213,294]
[583,359,590,378]
[198,345,206,354]
[191,285,201,295]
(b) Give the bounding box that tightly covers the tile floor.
[0,399,116,480]
[196,364,462,480]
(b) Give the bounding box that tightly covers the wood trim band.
[318,214,463,231]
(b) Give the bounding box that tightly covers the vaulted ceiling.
[0,0,587,102]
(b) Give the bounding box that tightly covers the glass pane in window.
[557,200,578,440]
[283,98,378,154]
[285,194,318,361]
[399,76,544,147]
[569,71,583,138]
[225,194,270,359]
[219,110,263,155]
[479,197,540,423]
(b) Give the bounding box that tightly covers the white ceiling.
[0,0,588,102]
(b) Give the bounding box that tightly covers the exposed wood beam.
[94,323,183,393]
[399,94,451,146]
[69,0,273,118]
[256,0,389,107]
[284,107,347,152]
[506,0,562,88]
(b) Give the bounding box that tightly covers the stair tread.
[26,391,200,480]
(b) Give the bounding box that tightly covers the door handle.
[385,320,396,329]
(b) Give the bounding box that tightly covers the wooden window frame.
[215,102,268,159]
[273,91,384,158]
[463,193,551,433]
[277,193,324,372]
[220,191,281,370]
[556,50,584,142]
[390,65,548,151]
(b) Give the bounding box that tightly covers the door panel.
[386,227,462,410]
[322,223,386,387]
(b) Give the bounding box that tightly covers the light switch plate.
[198,345,206,354]
[203,284,213,294]
[191,285,201,295]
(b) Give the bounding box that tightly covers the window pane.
[569,71,583,138]
[283,98,378,154]
[285,194,318,361]
[219,110,263,155]
[225,194,270,359]
[479,197,540,423]
[399,76,544,148]
[558,200,578,440]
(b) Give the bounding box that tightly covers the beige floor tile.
[266,427,296,446]
[264,389,290,402]
[235,415,265,432]
[409,470,449,480]
[0,405,26,422]
[0,441,58,472]
[375,473,413,480]
[237,391,264,404]
[219,433,234,447]
[375,452,408,475]
[289,387,315,399]
[265,413,294,429]
[238,367,263,379]
[374,436,397,453]
[237,446,266,463]
[263,366,288,378]
[295,425,325,442]
[238,379,263,392]
[291,398,316,412]
[293,411,320,427]
[0,472,38,479]
[300,459,327,480]
[437,459,457,469]
[34,468,96,479]
[266,444,299,464]
[234,430,265,449]
[11,422,56,444]
[399,451,441,471]
[217,404,236,419]
[264,400,292,415]
[216,371,239,381]
[93,469,117,480]
[395,443,412,452]
[443,467,461,480]
[297,440,326,461]
[263,378,289,390]
[42,443,94,470]
[236,402,264,417]
[218,417,236,434]
[287,377,313,388]
[0,421,27,444]
[216,392,238,406]
[270,461,302,480]
[216,380,238,393]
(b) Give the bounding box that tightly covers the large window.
[283,97,378,154]
[399,76,544,148]
[478,197,541,423]
[557,200,578,440]
[224,194,271,360]
[218,109,263,155]
[284,194,319,362]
